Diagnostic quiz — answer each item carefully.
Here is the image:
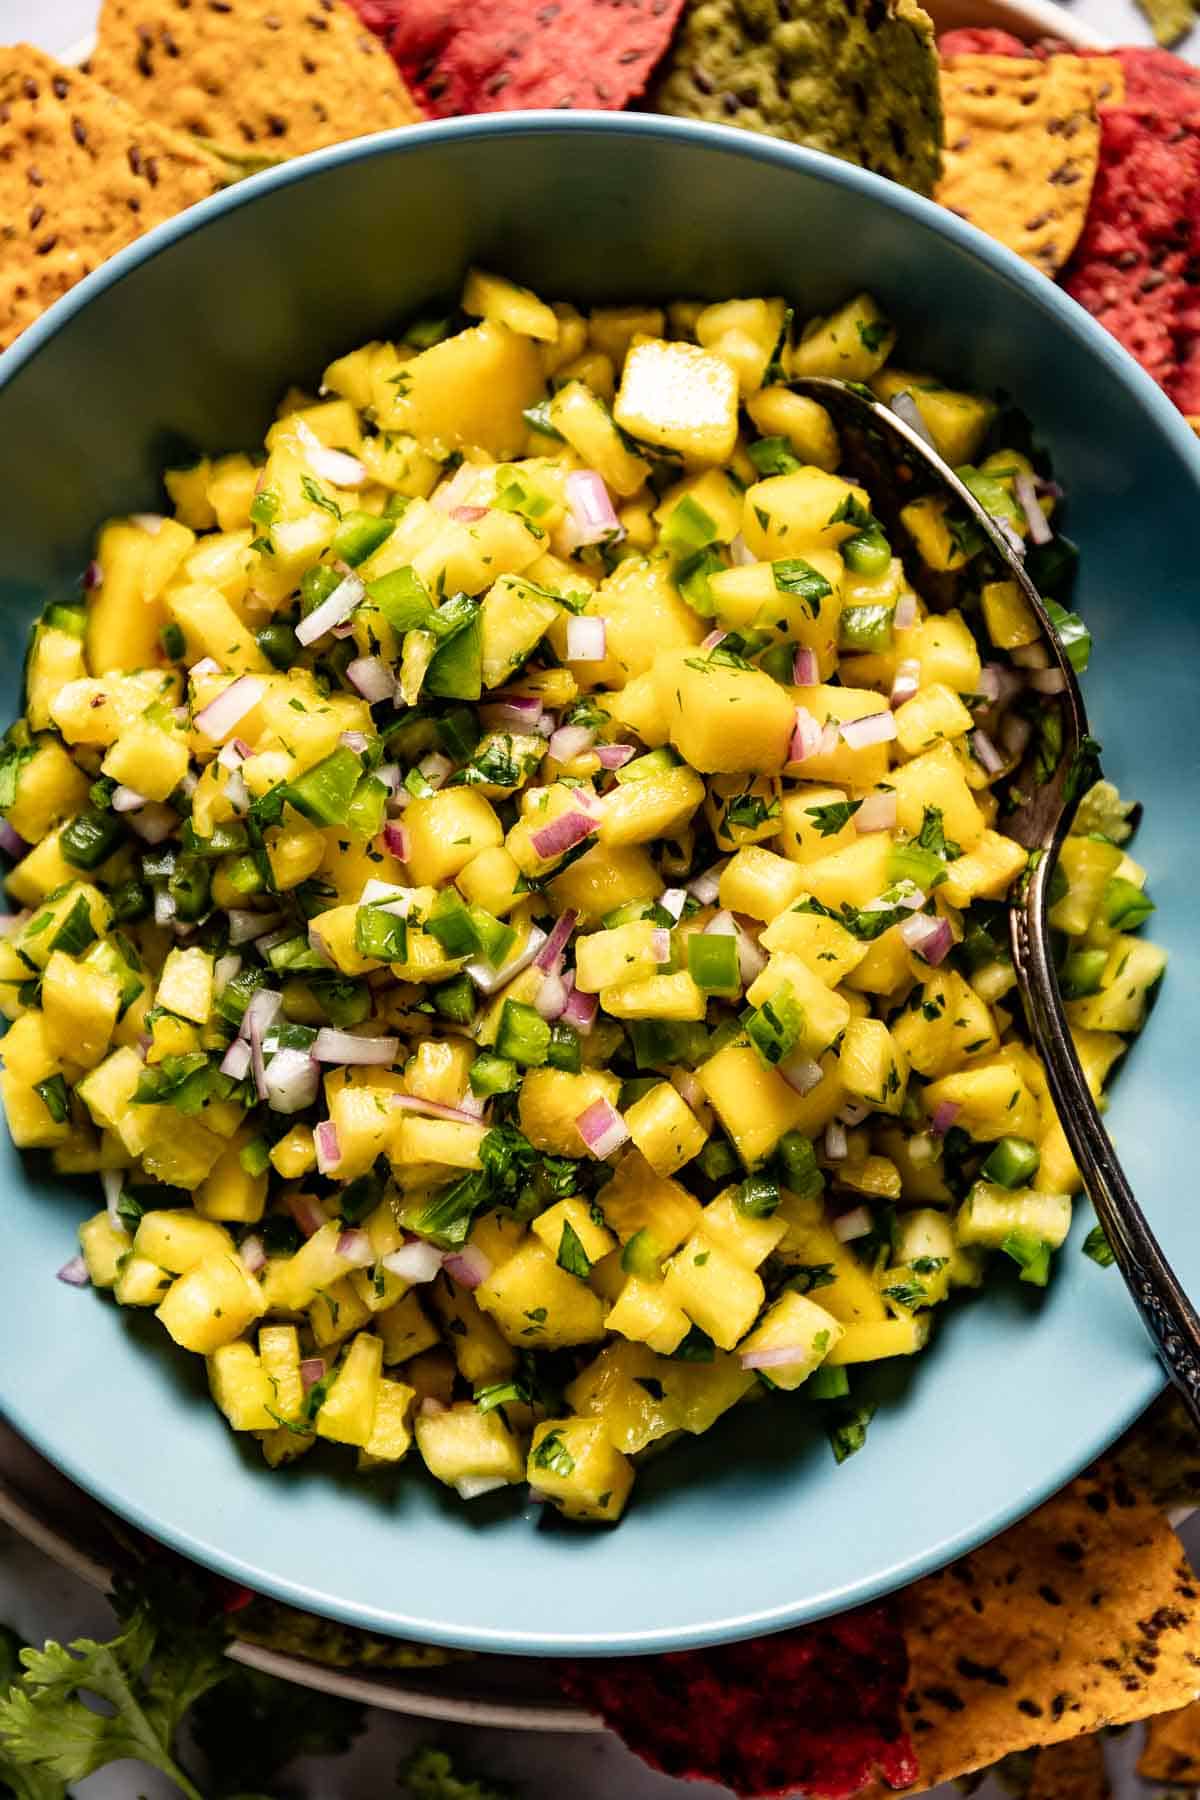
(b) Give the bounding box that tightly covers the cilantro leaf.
[806,799,862,838]
[300,474,343,520]
[557,1217,591,1279]
[402,1744,517,1799]
[773,557,833,618]
[0,737,36,814]
[826,493,875,531]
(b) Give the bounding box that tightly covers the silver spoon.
[791,373,1200,1427]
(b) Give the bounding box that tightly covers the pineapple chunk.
[567,1339,680,1452]
[78,1211,132,1288]
[155,947,214,1025]
[892,682,974,756]
[315,1332,384,1447]
[101,721,189,804]
[528,1417,634,1522]
[662,1229,764,1349]
[531,1197,616,1266]
[207,1341,277,1431]
[698,1189,786,1269]
[415,1403,524,1493]
[405,789,503,886]
[790,293,895,382]
[41,952,120,1069]
[956,1182,1072,1250]
[824,1315,932,1364]
[133,1209,233,1273]
[156,1252,266,1352]
[358,1378,416,1468]
[923,1062,1041,1143]
[462,268,559,342]
[604,1276,691,1355]
[598,1150,701,1250]
[476,1239,607,1348]
[614,337,740,464]
[653,651,795,775]
[623,1082,706,1176]
[114,1254,173,1308]
[428,1270,517,1386]
[698,1042,810,1165]
[518,1067,621,1157]
[838,1017,909,1115]
[719,846,807,920]
[195,1135,268,1223]
[738,1292,843,1390]
[376,1291,440,1366]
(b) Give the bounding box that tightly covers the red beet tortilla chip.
[558,1601,917,1799]
[1117,44,1200,107]
[347,0,687,115]
[1063,104,1200,391]
[937,27,1034,56]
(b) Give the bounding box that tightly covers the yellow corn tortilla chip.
[1028,1733,1110,1799]
[857,1458,1200,1797]
[0,45,224,353]
[936,54,1118,276]
[88,0,421,162]
[1140,1697,1200,1784]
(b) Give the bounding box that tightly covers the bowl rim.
[0,112,1194,1654]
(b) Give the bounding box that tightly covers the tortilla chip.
[650,0,944,198]
[349,0,690,115]
[0,45,224,353]
[856,1459,1200,1797]
[1140,1697,1200,1784]
[87,0,420,161]
[1114,1393,1200,1513]
[558,1601,918,1799]
[936,54,1119,275]
[1028,1733,1110,1799]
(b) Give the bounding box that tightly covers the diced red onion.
[994,517,1027,561]
[838,1101,872,1127]
[671,1067,706,1114]
[889,391,937,448]
[1030,668,1067,695]
[194,674,266,743]
[221,1038,252,1081]
[339,731,369,755]
[56,1254,90,1288]
[296,423,366,490]
[314,1120,341,1175]
[190,656,220,680]
[458,1092,486,1120]
[110,785,146,814]
[239,1235,266,1275]
[227,909,283,945]
[889,659,920,708]
[130,804,177,845]
[265,1047,320,1114]
[443,1244,493,1290]
[686,863,725,905]
[824,1122,848,1161]
[780,1054,823,1096]
[840,709,897,750]
[391,1093,488,1126]
[331,619,356,640]
[288,1192,328,1240]
[361,879,414,908]
[529,809,597,861]
[0,822,26,861]
[419,1395,449,1418]
[451,504,489,524]
[595,742,636,770]
[930,1100,961,1137]
[1001,713,1032,759]
[900,911,954,966]
[705,909,736,937]
[346,653,397,705]
[487,695,543,729]
[213,953,241,994]
[532,971,567,1022]
[377,762,402,796]
[659,887,687,921]
[741,1343,809,1371]
[432,464,487,514]
[548,725,595,764]
[217,738,248,771]
[833,1204,873,1242]
[383,823,410,861]
[701,629,728,651]
[792,646,819,686]
[153,887,177,927]
[535,909,578,973]
[576,1097,629,1159]
[83,559,103,590]
[566,615,607,662]
[893,592,917,631]
[722,531,753,569]
[300,1356,327,1392]
[971,728,1005,775]
[130,511,164,535]
[565,470,620,548]
[854,792,897,834]
[417,751,453,790]
[466,924,548,995]
[240,986,282,1044]
[789,705,824,764]
[1012,643,1049,670]
[561,974,597,1034]
[976,666,1002,706]
[295,572,364,647]
[908,1133,936,1167]
[101,1169,123,1227]
[1014,472,1052,546]
[223,769,251,816]
[650,927,672,965]
[736,928,766,986]
[336,1226,375,1267]
[455,1475,510,1501]
[382,1240,443,1284]
[313,1029,398,1065]
[536,712,557,739]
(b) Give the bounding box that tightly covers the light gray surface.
[1,1,1195,1794]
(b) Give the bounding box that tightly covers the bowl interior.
[1,116,1197,1654]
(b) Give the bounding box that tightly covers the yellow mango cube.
[156,1251,266,1353]
[698,1042,810,1165]
[623,1082,706,1176]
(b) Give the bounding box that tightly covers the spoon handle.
[1012,863,1200,1428]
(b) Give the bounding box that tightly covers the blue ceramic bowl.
[1,114,1198,1656]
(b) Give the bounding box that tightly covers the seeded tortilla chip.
[855,1459,1200,1798]
[0,45,224,353]
[937,54,1119,275]
[1113,1393,1200,1512]
[88,0,420,162]
[650,0,943,197]
[1140,1697,1200,1784]
[1028,1733,1110,1799]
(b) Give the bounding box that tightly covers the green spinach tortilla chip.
[650,0,942,196]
